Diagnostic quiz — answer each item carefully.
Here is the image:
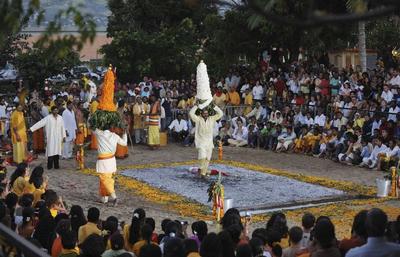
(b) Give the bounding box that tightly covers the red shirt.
[275,80,286,97]
[320,79,330,96]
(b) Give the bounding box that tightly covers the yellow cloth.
[187,97,195,107]
[177,99,186,109]
[60,247,80,256]
[227,91,240,105]
[132,104,145,129]
[32,188,45,207]
[99,173,115,196]
[12,142,26,164]
[353,118,365,128]
[188,253,201,257]
[123,225,134,252]
[12,176,28,197]
[148,126,160,146]
[90,100,99,114]
[244,93,253,115]
[213,93,226,108]
[50,208,58,218]
[133,240,158,257]
[78,222,101,245]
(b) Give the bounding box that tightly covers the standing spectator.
[30,106,66,170]
[62,101,77,160]
[10,104,27,164]
[252,81,264,103]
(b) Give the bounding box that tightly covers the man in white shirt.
[360,137,388,169]
[246,102,263,121]
[287,73,299,94]
[314,109,326,127]
[381,85,394,103]
[228,119,248,147]
[168,113,188,142]
[388,101,400,122]
[62,101,77,159]
[231,115,247,129]
[252,81,264,102]
[276,126,296,152]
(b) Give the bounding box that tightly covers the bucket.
[224,198,233,213]
[376,179,391,197]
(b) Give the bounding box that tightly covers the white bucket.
[224,198,233,213]
[376,179,391,197]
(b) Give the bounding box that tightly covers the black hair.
[9,162,27,190]
[79,234,105,257]
[104,216,119,236]
[249,237,264,257]
[51,106,58,112]
[110,233,124,251]
[128,208,146,245]
[288,226,303,244]
[218,233,235,257]
[195,220,208,242]
[139,244,162,257]
[29,166,44,189]
[366,208,388,237]
[252,228,268,245]
[351,210,368,240]
[200,233,222,257]
[21,207,35,225]
[161,218,171,232]
[19,194,34,208]
[55,219,71,238]
[302,212,316,230]
[236,243,252,257]
[271,244,283,257]
[0,201,6,221]
[313,219,336,249]
[145,217,156,231]
[164,237,184,257]
[43,190,58,208]
[70,205,87,236]
[61,230,76,250]
[226,224,243,245]
[87,207,100,223]
[221,212,242,230]
[183,239,198,256]
[141,223,153,245]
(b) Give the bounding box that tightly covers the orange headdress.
[97,65,116,112]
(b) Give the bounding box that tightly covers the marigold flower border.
[81,159,389,221]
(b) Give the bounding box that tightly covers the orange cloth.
[32,128,45,152]
[97,69,116,112]
[90,133,98,150]
[112,128,128,159]
[227,91,240,106]
[51,237,62,257]
[99,173,114,197]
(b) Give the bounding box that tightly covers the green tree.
[101,0,217,82]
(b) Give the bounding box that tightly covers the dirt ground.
[25,143,393,230]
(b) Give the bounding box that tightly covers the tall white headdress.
[196,60,212,109]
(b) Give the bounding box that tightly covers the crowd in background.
[1,162,400,257]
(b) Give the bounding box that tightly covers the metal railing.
[0,223,50,257]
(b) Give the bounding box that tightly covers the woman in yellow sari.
[23,166,48,206]
[9,163,29,197]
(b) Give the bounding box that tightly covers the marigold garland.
[80,159,400,239]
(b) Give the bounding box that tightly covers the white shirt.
[240,84,250,98]
[95,129,127,156]
[314,114,326,127]
[371,120,382,135]
[62,109,77,142]
[385,145,399,158]
[168,119,188,133]
[0,105,6,118]
[252,85,264,100]
[232,126,248,141]
[30,114,66,157]
[231,116,247,129]
[389,75,400,86]
[369,144,388,161]
[381,90,394,103]
[388,106,400,121]
[189,106,223,149]
[287,79,299,94]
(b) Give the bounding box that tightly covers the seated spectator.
[102,233,131,257]
[228,119,248,147]
[339,210,367,256]
[139,244,162,257]
[79,234,106,257]
[346,208,400,257]
[168,113,188,142]
[360,137,388,169]
[282,226,304,257]
[133,224,158,256]
[276,126,296,152]
[59,230,79,257]
[311,218,340,257]
[78,207,101,245]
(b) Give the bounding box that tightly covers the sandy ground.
[25,143,393,230]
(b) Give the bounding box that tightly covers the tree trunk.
[358,21,367,72]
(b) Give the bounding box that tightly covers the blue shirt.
[346,237,400,257]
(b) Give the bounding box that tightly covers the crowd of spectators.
[1,162,400,257]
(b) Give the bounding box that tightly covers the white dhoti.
[62,140,74,159]
[277,140,293,150]
[198,147,213,176]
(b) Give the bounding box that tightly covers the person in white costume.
[30,106,66,169]
[62,101,77,159]
[95,126,127,205]
[189,61,223,177]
